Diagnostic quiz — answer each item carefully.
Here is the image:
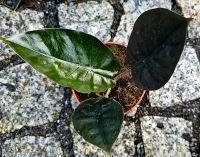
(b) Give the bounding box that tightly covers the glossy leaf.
[72,97,124,152]
[0,29,120,93]
[126,8,191,90]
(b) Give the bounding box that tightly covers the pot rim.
[72,41,146,115]
[103,41,127,47]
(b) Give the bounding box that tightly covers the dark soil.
[109,79,143,112]
[75,44,143,113]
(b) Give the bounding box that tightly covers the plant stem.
[0,37,4,41]
[105,88,111,98]
[14,0,22,11]
[95,93,102,97]
[114,69,132,81]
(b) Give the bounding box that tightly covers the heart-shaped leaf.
[126,8,191,90]
[72,97,124,152]
[0,29,120,93]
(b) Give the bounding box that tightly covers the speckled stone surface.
[113,0,171,44]
[72,120,136,156]
[58,0,113,42]
[2,136,63,157]
[0,64,63,132]
[0,6,44,58]
[150,45,200,107]
[1,0,200,156]
[141,116,192,157]
[176,0,200,39]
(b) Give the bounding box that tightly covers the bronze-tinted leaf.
[126,8,191,90]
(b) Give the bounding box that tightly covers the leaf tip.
[0,36,5,41]
[103,146,112,154]
[186,17,193,23]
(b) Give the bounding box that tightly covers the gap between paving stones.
[109,0,125,40]
[0,88,75,157]
[126,97,200,157]
[0,0,123,67]
[38,2,75,156]
[0,1,122,156]
[1,0,200,156]
[0,1,75,156]
[0,54,24,71]
[187,38,200,62]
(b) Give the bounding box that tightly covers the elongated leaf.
[72,97,124,152]
[126,8,191,90]
[0,29,120,93]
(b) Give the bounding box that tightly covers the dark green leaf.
[126,8,191,90]
[0,29,120,93]
[72,97,124,152]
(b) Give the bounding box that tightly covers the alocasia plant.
[0,8,191,153]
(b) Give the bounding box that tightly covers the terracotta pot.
[72,41,146,115]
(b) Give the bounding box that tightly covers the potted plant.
[0,8,191,153]
[71,42,146,115]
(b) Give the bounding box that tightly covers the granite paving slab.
[141,116,193,157]
[0,6,44,58]
[0,64,63,133]
[72,120,136,157]
[176,0,200,39]
[58,0,113,42]
[2,136,63,157]
[114,0,171,44]
[150,45,200,108]
[0,0,200,156]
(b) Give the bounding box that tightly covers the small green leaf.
[0,29,120,93]
[126,8,191,90]
[72,97,124,152]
